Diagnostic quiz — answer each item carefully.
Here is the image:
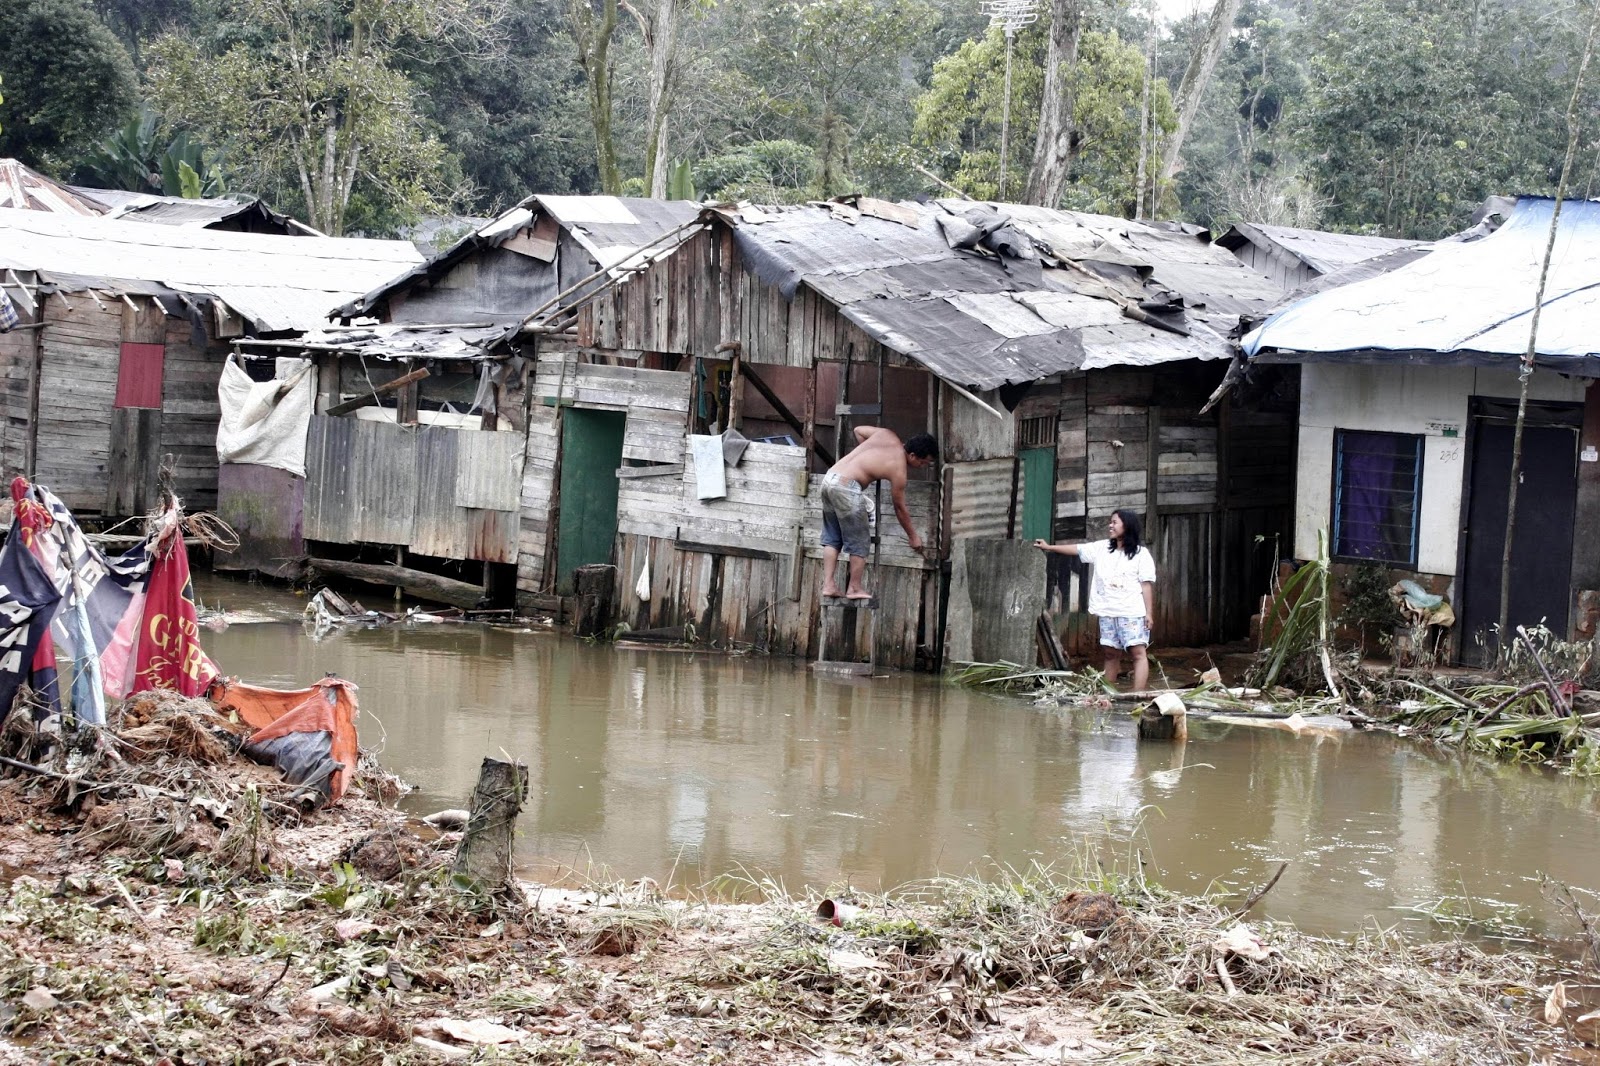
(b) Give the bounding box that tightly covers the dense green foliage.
[2,0,1597,238]
[0,0,138,173]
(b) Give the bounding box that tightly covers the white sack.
[216,356,315,476]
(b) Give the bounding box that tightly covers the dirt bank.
[0,697,1588,1065]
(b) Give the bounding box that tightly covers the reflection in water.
[198,580,1600,939]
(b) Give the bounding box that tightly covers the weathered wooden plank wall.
[0,325,30,478]
[581,228,915,373]
[159,310,223,512]
[515,403,560,600]
[34,296,120,513]
[513,355,693,606]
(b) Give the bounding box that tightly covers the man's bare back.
[830,426,910,490]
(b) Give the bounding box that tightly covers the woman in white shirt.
[1033,509,1157,691]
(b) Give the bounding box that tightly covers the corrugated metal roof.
[1243,197,1600,374]
[727,200,1276,390]
[0,206,420,331]
[1216,221,1426,275]
[237,323,505,361]
[69,187,323,235]
[334,196,700,319]
[0,160,101,216]
[537,194,701,272]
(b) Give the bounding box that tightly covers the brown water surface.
[195,575,1600,941]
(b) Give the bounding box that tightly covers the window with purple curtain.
[1333,430,1423,566]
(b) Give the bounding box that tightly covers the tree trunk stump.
[453,757,529,893]
[573,564,618,638]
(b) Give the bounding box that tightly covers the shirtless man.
[820,427,937,599]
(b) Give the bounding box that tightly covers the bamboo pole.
[1498,0,1600,644]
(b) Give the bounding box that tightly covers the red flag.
[132,528,217,696]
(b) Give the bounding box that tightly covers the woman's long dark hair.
[1107,509,1143,559]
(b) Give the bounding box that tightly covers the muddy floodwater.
[196,575,1600,943]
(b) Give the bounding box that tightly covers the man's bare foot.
[821,584,841,598]
[845,588,872,600]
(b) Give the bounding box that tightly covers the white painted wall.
[1294,363,1586,575]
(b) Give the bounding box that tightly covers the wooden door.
[555,409,626,594]
[1019,446,1055,541]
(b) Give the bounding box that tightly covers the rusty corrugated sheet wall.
[413,426,519,563]
[306,416,521,562]
[304,416,419,545]
[947,459,1013,541]
[454,429,524,511]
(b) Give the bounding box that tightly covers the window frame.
[1330,428,1424,569]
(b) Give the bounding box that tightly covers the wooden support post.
[803,364,818,473]
[24,291,44,476]
[396,363,420,426]
[727,349,745,429]
[315,353,340,414]
[573,563,618,638]
[453,757,530,893]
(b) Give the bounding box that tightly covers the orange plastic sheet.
[209,677,361,804]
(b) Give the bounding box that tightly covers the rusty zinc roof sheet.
[725,199,1278,390]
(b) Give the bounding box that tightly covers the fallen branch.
[1233,861,1288,919]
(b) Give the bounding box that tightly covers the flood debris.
[958,528,1600,775]
[0,753,1573,1066]
[304,585,521,636]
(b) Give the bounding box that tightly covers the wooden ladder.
[813,343,884,677]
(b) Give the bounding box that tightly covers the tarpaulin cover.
[209,677,360,805]
[1243,197,1600,374]
[216,355,314,476]
[0,480,158,726]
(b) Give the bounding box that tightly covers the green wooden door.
[556,409,626,593]
[1019,447,1055,541]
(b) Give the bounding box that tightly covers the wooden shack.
[0,208,419,520]
[223,196,699,595]
[514,199,1297,670]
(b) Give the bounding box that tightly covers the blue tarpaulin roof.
[1242,197,1600,376]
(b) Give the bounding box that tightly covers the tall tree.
[0,0,138,174]
[147,0,504,235]
[1023,0,1083,206]
[628,0,686,197]
[410,2,596,210]
[571,0,624,194]
[751,0,935,196]
[917,24,1174,212]
[1292,0,1582,238]
[1159,0,1242,187]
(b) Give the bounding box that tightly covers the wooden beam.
[743,360,834,467]
[324,367,430,416]
[674,539,775,561]
[307,558,486,609]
